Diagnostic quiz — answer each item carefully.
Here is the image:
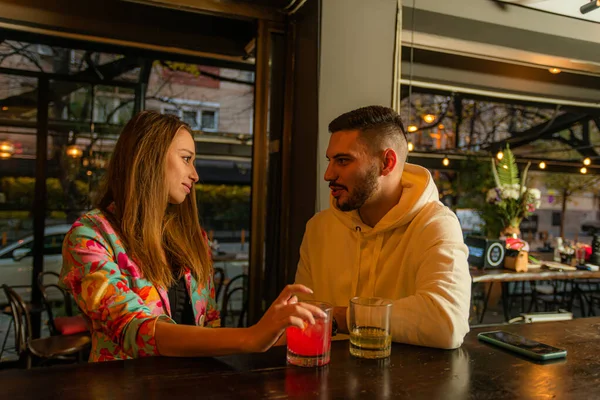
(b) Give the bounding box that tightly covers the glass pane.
[47,82,123,225]
[93,86,135,125]
[0,73,38,123]
[48,83,93,123]
[0,74,36,318]
[182,110,198,129]
[0,42,132,77]
[201,110,216,130]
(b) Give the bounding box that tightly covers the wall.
[317,0,399,211]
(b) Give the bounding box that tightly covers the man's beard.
[336,165,379,211]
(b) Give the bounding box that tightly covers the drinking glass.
[349,297,393,359]
[286,301,333,367]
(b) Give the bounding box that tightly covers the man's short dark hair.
[328,106,407,157]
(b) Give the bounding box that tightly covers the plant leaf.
[520,161,531,196]
[490,157,501,188]
[497,145,519,186]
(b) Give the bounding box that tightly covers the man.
[295,105,471,349]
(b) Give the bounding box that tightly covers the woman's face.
[165,127,199,204]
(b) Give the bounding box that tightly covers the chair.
[1,284,90,369]
[213,267,225,305]
[37,272,88,336]
[220,274,248,328]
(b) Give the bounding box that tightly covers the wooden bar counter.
[2,317,600,399]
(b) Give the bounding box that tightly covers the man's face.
[324,130,380,211]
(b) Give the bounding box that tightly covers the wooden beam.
[125,0,285,22]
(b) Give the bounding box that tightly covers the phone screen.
[480,331,562,355]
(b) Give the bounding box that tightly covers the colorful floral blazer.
[60,209,220,362]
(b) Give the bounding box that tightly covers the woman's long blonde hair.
[98,111,211,289]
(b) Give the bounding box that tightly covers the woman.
[60,111,323,362]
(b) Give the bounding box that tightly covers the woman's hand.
[246,284,326,352]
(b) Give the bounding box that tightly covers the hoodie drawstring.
[351,226,362,297]
[368,234,385,297]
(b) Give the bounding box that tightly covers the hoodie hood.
[329,163,440,236]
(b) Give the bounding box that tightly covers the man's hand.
[333,306,349,334]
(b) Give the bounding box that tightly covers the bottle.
[553,237,563,262]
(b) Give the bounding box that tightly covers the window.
[201,110,217,131]
[182,110,198,129]
[44,234,66,256]
[161,106,219,132]
[552,212,561,226]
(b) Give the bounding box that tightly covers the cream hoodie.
[295,163,471,349]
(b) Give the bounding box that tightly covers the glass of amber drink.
[349,297,393,359]
[286,301,333,367]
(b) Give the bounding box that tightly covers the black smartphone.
[477,331,567,361]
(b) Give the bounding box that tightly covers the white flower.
[528,188,541,200]
[486,189,499,203]
[501,187,520,200]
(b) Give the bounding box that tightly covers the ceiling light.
[580,0,600,15]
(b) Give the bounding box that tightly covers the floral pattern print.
[60,208,220,362]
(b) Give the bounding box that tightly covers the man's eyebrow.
[327,152,353,159]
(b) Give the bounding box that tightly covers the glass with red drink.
[286,301,333,367]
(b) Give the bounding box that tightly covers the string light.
[496,151,504,160]
[442,157,450,167]
[407,125,418,133]
[66,145,83,158]
[539,161,546,169]
[0,140,15,159]
[407,142,414,152]
[581,167,588,174]
[583,157,591,166]
[423,114,435,124]
[548,68,561,74]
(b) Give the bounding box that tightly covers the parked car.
[0,224,72,305]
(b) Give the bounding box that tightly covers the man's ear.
[381,148,397,176]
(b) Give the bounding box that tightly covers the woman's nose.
[190,166,199,182]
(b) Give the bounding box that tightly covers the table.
[470,267,600,323]
[2,318,600,399]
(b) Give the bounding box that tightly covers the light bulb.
[581,167,588,174]
[496,151,504,160]
[407,125,418,133]
[539,161,546,169]
[548,68,561,74]
[407,142,414,152]
[583,157,591,166]
[423,114,435,124]
[442,157,450,166]
[66,145,83,158]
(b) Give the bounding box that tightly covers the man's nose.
[324,162,336,182]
